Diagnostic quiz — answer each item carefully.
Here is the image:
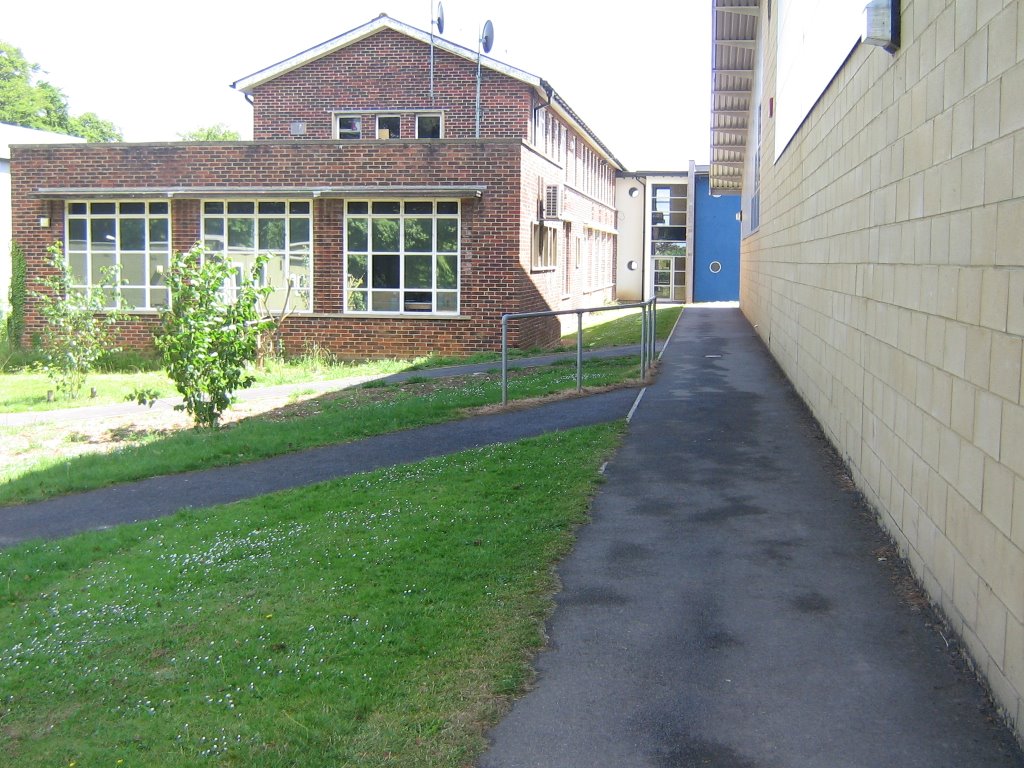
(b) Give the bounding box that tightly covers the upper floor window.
[202,200,313,312]
[416,113,442,138]
[377,115,401,139]
[336,115,361,140]
[65,200,171,310]
[531,222,559,271]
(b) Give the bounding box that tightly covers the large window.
[202,200,312,312]
[345,200,459,314]
[66,200,171,309]
[532,222,559,270]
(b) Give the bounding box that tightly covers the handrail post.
[651,296,658,365]
[501,314,509,406]
[576,310,584,392]
[640,300,648,379]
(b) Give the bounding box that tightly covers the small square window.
[337,115,361,140]
[377,116,401,139]
[416,114,442,139]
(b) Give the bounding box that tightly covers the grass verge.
[559,304,682,349]
[1,357,640,506]
[0,423,623,767]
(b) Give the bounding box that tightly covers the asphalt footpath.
[478,307,1024,768]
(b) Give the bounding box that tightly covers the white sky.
[2,0,710,171]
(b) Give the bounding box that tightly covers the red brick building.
[10,15,623,358]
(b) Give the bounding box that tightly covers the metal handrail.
[500,297,658,405]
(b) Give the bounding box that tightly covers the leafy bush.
[32,241,127,399]
[156,244,272,428]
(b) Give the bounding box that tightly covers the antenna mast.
[430,3,445,102]
[475,20,494,138]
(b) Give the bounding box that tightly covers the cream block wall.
[740,0,1024,739]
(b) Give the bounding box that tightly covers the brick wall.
[741,0,1024,738]
[11,140,533,358]
[252,28,533,141]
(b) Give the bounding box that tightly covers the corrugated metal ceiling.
[710,0,759,195]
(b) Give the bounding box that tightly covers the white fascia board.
[231,15,542,94]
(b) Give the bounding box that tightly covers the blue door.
[692,175,741,302]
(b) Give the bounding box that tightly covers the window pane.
[405,201,432,214]
[290,201,310,214]
[372,218,400,252]
[437,219,457,252]
[68,252,87,284]
[436,291,458,313]
[120,202,145,214]
[259,201,286,214]
[290,218,310,249]
[258,218,286,251]
[437,254,457,289]
[373,201,401,215]
[151,255,169,283]
[149,218,169,248]
[68,219,87,251]
[437,202,458,215]
[91,203,115,215]
[121,253,146,285]
[377,115,400,138]
[404,218,432,252]
[227,218,255,250]
[338,116,361,138]
[346,218,368,252]
[371,290,400,311]
[347,290,367,311]
[149,201,169,214]
[347,201,368,214]
[120,218,145,251]
[121,287,146,309]
[151,288,169,308]
[91,219,116,251]
[228,201,255,215]
[372,254,400,288]
[204,202,224,214]
[68,202,87,215]
[405,254,432,288]
[416,114,441,138]
[91,252,115,276]
[347,253,367,284]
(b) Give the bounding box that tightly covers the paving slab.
[479,307,1024,768]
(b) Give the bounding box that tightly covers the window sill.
[530,266,557,274]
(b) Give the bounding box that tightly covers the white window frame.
[344,200,461,315]
[65,200,171,310]
[201,200,314,313]
[376,115,401,139]
[415,112,444,139]
[531,221,559,271]
[334,113,362,140]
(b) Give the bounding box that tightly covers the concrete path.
[479,307,1024,768]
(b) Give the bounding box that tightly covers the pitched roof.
[231,14,625,170]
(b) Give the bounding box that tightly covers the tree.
[156,245,272,429]
[32,241,127,399]
[177,123,241,141]
[0,42,122,141]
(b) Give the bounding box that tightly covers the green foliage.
[156,244,272,429]
[6,240,26,348]
[0,41,121,140]
[125,386,160,408]
[177,123,241,141]
[32,241,127,399]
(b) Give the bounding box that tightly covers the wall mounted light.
[39,216,50,228]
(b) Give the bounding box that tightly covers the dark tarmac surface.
[478,307,1024,768]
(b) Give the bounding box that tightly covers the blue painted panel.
[693,175,741,302]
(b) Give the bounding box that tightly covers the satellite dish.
[481,20,494,53]
[436,2,444,34]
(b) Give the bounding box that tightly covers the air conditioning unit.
[543,184,562,219]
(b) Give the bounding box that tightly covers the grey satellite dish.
[436,3,444,34]
[481,20,494,53]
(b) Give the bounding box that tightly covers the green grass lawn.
[560,304,682,349]
[1,357,641,506]
[0,423,622,767]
